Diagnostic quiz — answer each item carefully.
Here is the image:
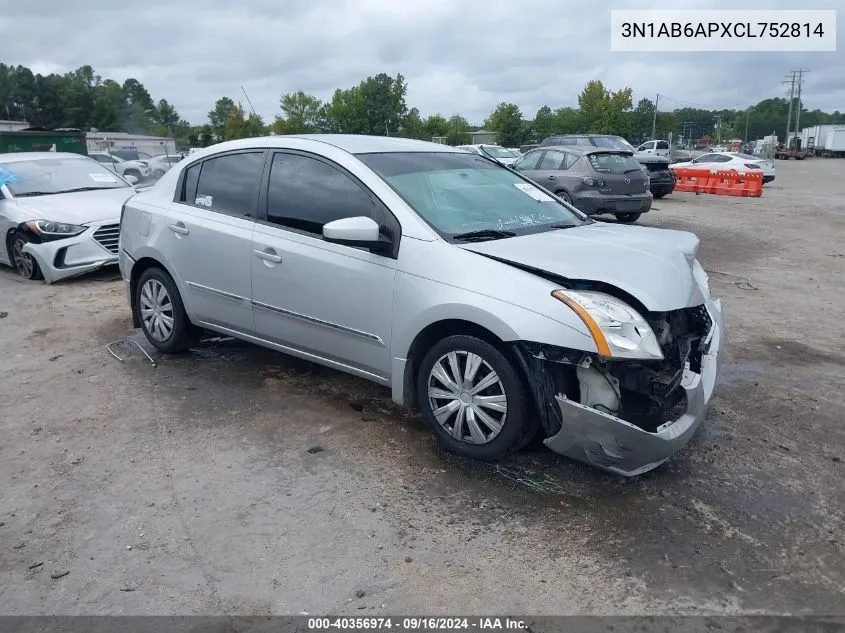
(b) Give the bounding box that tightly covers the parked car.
[670,151,776,183]
[118,135,724,477]
[147,154,184,179]
[541,135,676,199]
[636,139,671,157]
[88,152,149,181]
[513,146,652,223]
[109,148,153,162]
[0,152,137,282]
[457,144,519,166]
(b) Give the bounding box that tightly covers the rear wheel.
[124,168,142,181]
[555,189,573,205]
[416,335,533,461]
[135,267,196,353]
[10,230,43,281]
[615,213,641,223]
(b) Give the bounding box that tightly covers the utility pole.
[744,108,751,142]
[784,71,796,146]
[650,94,659,139]
[794,69,809,142]
[714,115,723,144]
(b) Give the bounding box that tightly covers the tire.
[124,169,141,181]
[152,169,165,179]
[615,213,641,223]
[10,230,44,281]
[555,190,573,205]
[135,267,196,353]
[652,189,670,199]
[416,335,533,461]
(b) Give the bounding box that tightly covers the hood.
[12,187,136,224]
[460,223,705,312]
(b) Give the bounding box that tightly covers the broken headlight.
[551,289,664,360]
[25,220,86,239]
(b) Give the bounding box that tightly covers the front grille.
[93,224,120,254]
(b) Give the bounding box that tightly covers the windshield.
[0,156,130,197]
[587,153,643,174]
[357,152,587,238]
[480,146,514,159]
[592,136,637,152]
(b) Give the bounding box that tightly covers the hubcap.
[12,239,34,278]
[427,351,508,444]
[140,279,174,342]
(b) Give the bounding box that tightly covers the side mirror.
[322,216,391,253]
[124,174,139,185]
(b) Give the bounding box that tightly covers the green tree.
[274,90,324,133]
[577,80,633,135]
[401,107,427,139]
[423,114,450,140]
[445,115,471,145]
[551,107,581,135]
[532,106,555,141]
[208,96,235,140]
[323,86,364,133]
[153,99,180,130]
[484,102,524,147]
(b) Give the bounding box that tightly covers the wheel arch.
[128,255,182,328]
[399,318,520,411]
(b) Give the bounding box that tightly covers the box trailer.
[822,127,845,157]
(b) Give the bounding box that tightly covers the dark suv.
[541,135,676,199]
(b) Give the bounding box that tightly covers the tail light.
[582,177,606,187]
[743,163,761,169]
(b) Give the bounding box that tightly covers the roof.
[0,151,90,163]
[202,134,467,155]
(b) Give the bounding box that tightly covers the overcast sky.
[1,0,841,125]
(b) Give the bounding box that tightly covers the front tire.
[615,212,641,223]
[135,267,195,353]
[124,169,142,181]
[416,335,532,461]
[10,231,43,281]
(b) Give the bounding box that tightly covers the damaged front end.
[513,299,724,476]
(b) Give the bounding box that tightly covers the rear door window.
[513,151,542,170]
[538,150,568,170]
[656,141,670,150]
[191,151,264,219]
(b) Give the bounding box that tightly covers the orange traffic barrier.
[671,168,763,198]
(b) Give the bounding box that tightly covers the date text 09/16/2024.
[307,618,527,630]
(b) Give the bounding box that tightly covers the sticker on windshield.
[496,213,558,230]
[90,173,116,183]
[513,182,555,202]
[0,166,21,186]
[195,194,213,207]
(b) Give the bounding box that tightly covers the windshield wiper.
[56,186,119,193]
[452,229,516,242]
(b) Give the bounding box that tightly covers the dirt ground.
[1,159,843,616]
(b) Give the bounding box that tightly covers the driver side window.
[265,152,399,247]
[513,151,542,171]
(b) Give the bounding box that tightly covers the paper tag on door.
[513,182,555,202]
[195,194,213,207]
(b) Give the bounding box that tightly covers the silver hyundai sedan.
[118,135,724,476]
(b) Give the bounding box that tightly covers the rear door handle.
[254,249,282,263]
[168,223,189,235]
[548,175,556,180]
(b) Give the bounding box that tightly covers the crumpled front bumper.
[22,220,119,284]
[544,298,724,476]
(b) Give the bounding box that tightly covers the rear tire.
[615,213,641,223]
[555,190,573,205]
[135,267,196,353]
[10,230,43,281]
[416,335,533,461]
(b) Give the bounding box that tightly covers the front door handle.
[254,249,282,264]
[168,223,189,235]
[548,175,556,180]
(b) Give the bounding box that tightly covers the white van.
[636,140,670,157]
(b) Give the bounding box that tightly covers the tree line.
[2,62,842,150]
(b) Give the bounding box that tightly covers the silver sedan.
[118,135,724,476]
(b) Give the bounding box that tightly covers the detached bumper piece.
[533,299,724,476]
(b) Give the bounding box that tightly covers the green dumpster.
[0,129,88,156]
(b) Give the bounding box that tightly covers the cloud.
[1,0,841,125]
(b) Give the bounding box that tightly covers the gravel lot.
[1,159,843,616]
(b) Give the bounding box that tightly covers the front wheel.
[615,212,641,223]
[10,230,44,281]
[135,267,196,353]
[416,335,533,461]
[124,169,142,181]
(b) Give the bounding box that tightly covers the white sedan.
[0,152,138,282]
[88,152,150,182]
[670,151,776,184]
